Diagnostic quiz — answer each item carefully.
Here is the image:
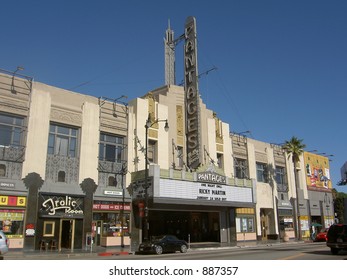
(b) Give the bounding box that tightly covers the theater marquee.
[158,178,253,205]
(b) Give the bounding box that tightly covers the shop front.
[235,208,256,241]
[0,194,26,248]
[37,193,85,251]
[278,209,295,240]
[92,201,131,247]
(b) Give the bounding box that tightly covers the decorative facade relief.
[0,146,25,180]
[255,151,267,163]
[213,112,223,145]
[98,161,125,188]
[176,105,184,146]
[50,108,82,126]
[100,120,127,135]
[45,154,79,184]
[0,96,29,116]
[232,134,248,159]
[144,92,158,129]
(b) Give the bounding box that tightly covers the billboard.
[304,152,332,189]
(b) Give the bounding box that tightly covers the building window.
[99,133,124,163]
[0,113,24,147]
[0,164,6,177]
[108,176,115,186]
[57,171,66,182]
[217,153,223,169]
[48,124,78,157]
[148,140,157,164]
[256,162,268,183]
[276,166,288,191]
[0,209,25,238]
[234,158,248,179]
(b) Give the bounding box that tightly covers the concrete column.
[80,178,97,248]
[23,172,44,250]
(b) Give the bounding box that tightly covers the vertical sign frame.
[184,16,201,170]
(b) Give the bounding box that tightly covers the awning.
[311,222,322,227]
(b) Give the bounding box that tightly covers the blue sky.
[1,0,346,192]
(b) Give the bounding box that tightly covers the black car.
[138,235,188,255]
[326,224,347,255]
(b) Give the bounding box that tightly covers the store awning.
[312,222,322,227]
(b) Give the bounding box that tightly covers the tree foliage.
[332,188,347,224]
[283,136,306,163]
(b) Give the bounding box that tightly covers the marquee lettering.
[197,172,227,184]
[185,16,201,169]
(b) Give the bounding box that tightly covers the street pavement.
[2,239,306,260]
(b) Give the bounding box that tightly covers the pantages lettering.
[185,16,201,170]
[198,172,226,184]
[42,196,83,216]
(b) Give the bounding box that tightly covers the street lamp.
[143,114,169,241]
[119,163,127,248]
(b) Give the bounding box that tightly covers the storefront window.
[0,209,24,238]
[236,216,255,233]
[93,212,130,237]
[279,217,294,230]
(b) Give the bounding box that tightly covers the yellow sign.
[0,196,8,206]
[0,195,26,207]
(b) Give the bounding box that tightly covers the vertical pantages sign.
[184,16,201,169]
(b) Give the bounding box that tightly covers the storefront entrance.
[149,211,220,242]
[92,220,102,246]
[60,219,75,250]
[260,209,269,240]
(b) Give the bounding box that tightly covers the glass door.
[92,220,102,246]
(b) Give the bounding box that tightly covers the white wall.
[22,88,51,178]
[79,101,99,183]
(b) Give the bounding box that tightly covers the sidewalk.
[3,239,303,260]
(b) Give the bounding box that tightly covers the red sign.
[26,223,35,230]
[25,223,35,236]
[93,203,130,211]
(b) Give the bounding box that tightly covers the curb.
[98,251,132,257]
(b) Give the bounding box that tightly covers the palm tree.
[283,136,306,240]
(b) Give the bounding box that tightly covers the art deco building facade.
[125,84,334,248]
[0,69,131,250]
[0,70,334,250]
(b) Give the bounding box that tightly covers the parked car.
[138,235,188,255]
[326,224,347,255]
[314,228,328,242]
[0,230,9,256]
